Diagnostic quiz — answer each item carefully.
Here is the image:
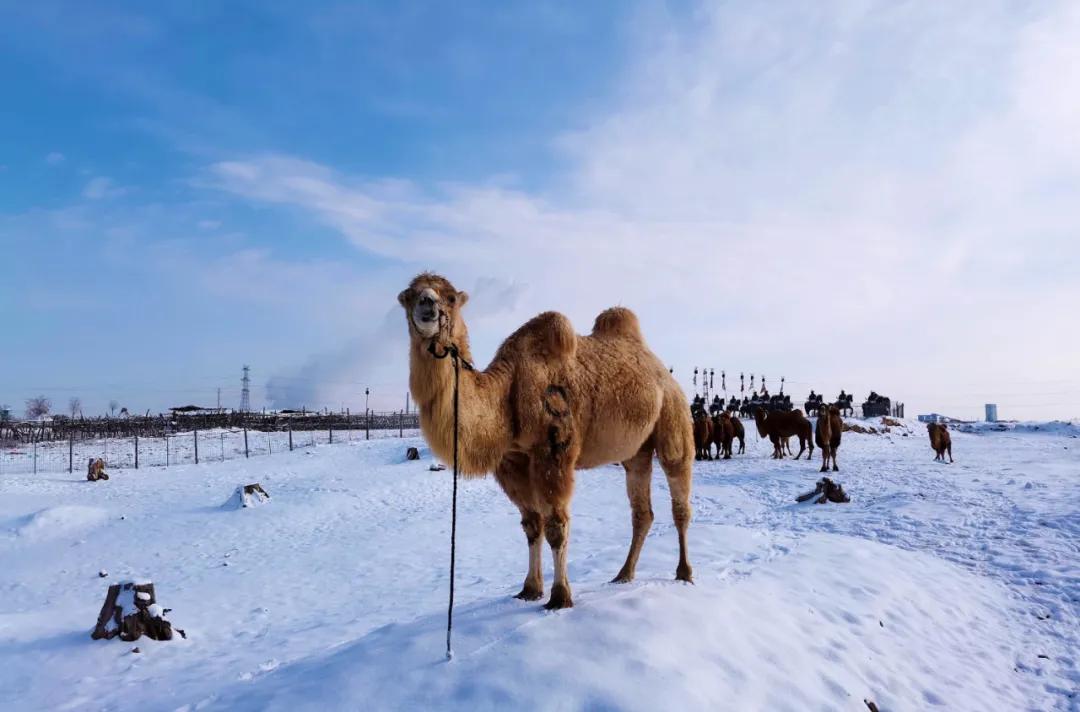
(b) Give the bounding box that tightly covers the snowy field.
[0,418,1076,711]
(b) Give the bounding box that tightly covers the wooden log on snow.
[91,581,184,642]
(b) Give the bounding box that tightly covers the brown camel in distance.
[815,405,843,472]
[694,410,714,460]
[728,413,746,454]
[399,273,694,610]
[711,413,734,459]
[928,423,953,463]
[754,407,814,460]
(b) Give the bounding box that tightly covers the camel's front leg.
[516,510,545,601]
[494,453,545,601]
[544,508,573,609]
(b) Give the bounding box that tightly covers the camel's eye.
[447,293,457,305]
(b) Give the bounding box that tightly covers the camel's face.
[398,274,469,340]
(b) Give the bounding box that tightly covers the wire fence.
[0,426,421,476]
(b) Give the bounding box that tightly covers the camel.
[729,413,746,454]
[710,413,733,459]
[398,273,693,610]
[814,406,842,472]
[754,407,813,460]
[694,410,714,461]
[928,423,953,463]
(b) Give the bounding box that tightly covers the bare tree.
[109,400,119,417]
[69,397,82,419]
[26,395,51,420]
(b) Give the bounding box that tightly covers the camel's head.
[398,273,470,341]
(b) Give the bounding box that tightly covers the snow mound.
[205,534,1033,711]
[222,484,271,510]
[17,505,108,541]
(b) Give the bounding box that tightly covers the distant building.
[985,404,998,422]
[918,413,944,423]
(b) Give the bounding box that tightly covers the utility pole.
[217,387,221,410]
[240,365,251,412]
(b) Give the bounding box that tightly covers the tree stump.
[87,458,109,482]
[405,447,420,461]
[91,581,184,642]
[796,477,851,504]
[223,483,270,509]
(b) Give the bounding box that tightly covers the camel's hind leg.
[494,452,544,601]
[655,396,694,583]
[612,445,654,584]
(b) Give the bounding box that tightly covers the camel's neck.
[408,336,513,476]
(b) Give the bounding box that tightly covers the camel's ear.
[397,288,412,307]
[454,291,469,307]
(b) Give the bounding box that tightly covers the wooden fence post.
[69,432,73,474]
[366,409,370,440]
[399,410,403,438]
[194,429,199,464]
[289,426,293,452]
[135,435,139,470]
[329,423,334,444]
[244,428,249,458]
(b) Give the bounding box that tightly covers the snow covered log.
[796,477,850,504]
[91,582,184,642]
[223,483,270,509]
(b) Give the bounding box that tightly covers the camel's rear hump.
[591,307,643,341]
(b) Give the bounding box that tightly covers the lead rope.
[428,340,473,661]
[446,345,460,660]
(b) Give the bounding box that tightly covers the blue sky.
[2,1,1078,420]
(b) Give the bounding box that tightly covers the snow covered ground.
[0,418,1075,710]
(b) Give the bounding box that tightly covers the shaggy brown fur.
[754,408,814,460]
[399,273,694,610]
[694,411,714,460]
[814,406,842,472]
[928,423,953,463]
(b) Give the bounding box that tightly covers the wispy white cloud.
[82,176,127,200]
[45,151,65,165]
[200,1,1080,418]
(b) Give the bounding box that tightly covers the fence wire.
[0,426,420,476]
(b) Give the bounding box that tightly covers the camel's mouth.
[411,289,441,338]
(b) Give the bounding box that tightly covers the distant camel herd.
[695,402,954,473]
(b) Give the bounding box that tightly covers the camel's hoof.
[832,465,839,472]
[676,563,694,583]
[514,585,544,602]
[544,584,574,610]
[610,571,634,584]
